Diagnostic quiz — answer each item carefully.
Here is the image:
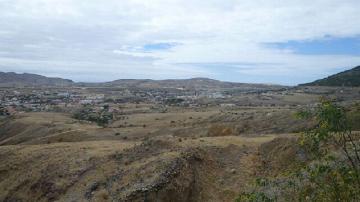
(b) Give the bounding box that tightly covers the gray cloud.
[1,0,360,84]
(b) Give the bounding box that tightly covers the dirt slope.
[0,135,277,202]
[0,113,122,145]
[0,112,306,201]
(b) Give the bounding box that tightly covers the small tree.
[298,99,360,179]
[236,99,360,201]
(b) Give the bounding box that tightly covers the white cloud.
[0,0,360,84]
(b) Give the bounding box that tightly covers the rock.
[85,182,100,199]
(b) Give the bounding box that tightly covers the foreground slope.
[0,112,299,201]
[0,134,282,202]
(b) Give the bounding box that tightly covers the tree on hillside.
[236,99,360,201]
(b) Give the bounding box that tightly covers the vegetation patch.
[237,100,360,201]
[72,105,113,127]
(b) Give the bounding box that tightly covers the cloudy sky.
[1,0,360,85]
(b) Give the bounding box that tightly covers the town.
[0,86,268,115]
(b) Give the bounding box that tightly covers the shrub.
[72,106,113,127]
[236,99,360,201]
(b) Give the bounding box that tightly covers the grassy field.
[0,86,359,201]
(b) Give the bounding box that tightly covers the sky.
[1,0,360,85]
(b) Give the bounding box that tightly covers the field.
[0,86,359,201]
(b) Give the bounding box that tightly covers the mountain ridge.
[0,72,74,87]
[301,66,360,87]
[0,71,284,89]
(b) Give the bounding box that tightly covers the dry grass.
[0,140,136,201]
[0,125,284,201]
[0,102,313,201]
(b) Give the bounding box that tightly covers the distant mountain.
[301,66,360,87]
[0,72,74,87]
[91,77,283,90]
[0,71,284,90]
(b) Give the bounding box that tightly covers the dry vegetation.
[0,86,359,201]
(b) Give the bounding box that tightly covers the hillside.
[301,66,360,87]
[0,83,359,201]
[0,112,280,201]
[81,77,283,90]
[0,72,74,87]
[0,71,283,90]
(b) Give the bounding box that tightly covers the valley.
[0,70,359,201]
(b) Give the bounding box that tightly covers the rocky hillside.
[301,65,360,87]
[0,72,74,87]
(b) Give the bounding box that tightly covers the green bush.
[72,106,113,127]
[236,100,360,202]
[347,102,360,130]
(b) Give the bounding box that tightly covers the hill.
[0,72,283,90]
[301,66,360,87]
[81,77,283,90]
[0,112,279,201]
[0,72,74,87]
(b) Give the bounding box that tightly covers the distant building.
[220,103,236,107]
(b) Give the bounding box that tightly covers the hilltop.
[94,77,283,90]
[0,72,284,90]
[0,72,74,87]
[301,65,360,87]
